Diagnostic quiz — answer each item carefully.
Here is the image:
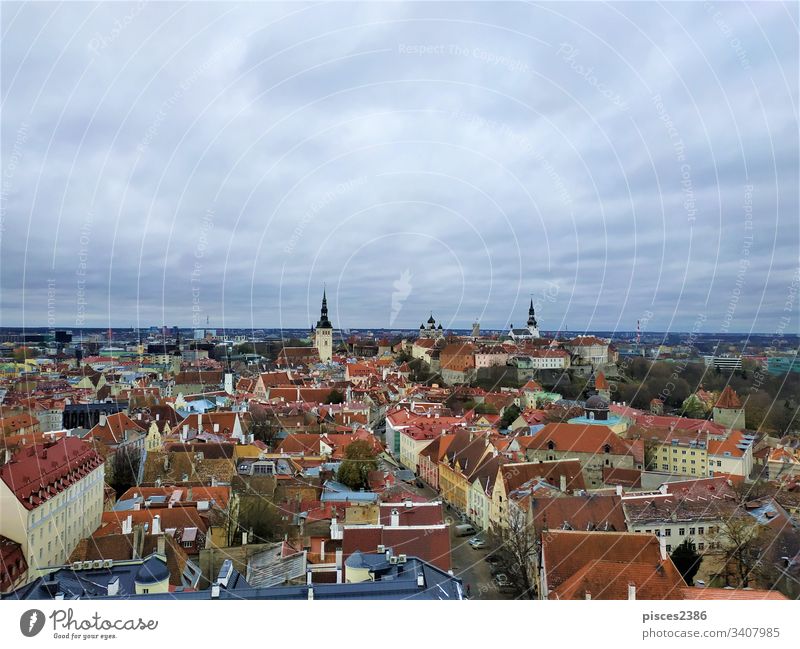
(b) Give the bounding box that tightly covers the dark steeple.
[527,299,537,328]
[316,288,332,329]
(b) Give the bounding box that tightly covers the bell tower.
[527,299,540,338]
[314,288,333,362]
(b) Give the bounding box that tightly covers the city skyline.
[2,3,797,332]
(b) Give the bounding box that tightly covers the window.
[678,528,685,535]
[689,527,695,535]
[661,464,668,470]
[666,545,672,552]
[655,529,660,536]
[698,527,705,535]
[664,529,671,537]
[698,543,705,550]
[716,461,722,467]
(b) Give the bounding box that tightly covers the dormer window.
[547,441,555,451]
[603,444,611,454]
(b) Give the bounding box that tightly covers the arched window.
[603,444,611,454]
[547,440,555,451]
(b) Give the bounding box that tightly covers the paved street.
[448,524,515,600]
[387,470,515,599]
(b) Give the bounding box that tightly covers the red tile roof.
[551,558,685,600]
[0,437,103,510]
[715,386,742,409]
[542,530,671,594]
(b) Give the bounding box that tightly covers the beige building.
[0,438,105,579]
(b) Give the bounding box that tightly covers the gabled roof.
[551,558,685,600]
[530,494,626,533]
[526,422,637,456]
[0,438,104,510]
[542,530,675,595]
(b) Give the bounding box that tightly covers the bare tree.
[489,501,538,599]
[711,515,776,588]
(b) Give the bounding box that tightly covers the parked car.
[469,538,487,549]
[454,523,477,537]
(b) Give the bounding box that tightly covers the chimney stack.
[559,474,567,492]
[152,514,161,535]
[627,583,636,600]
[390,509,400,527]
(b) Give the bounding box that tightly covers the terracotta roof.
[500,460,587,495]
[679,587,787,600]
[594,372,609,390]
[542,530,674,595]
[89,412,145,446]
[0,438,104,510]
[526,422,637,456]
[551,558,685,600]
[715,386,742,409]
[530,494,626,533]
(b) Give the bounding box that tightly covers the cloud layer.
[1,2,797,333]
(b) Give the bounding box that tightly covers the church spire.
[316,287,332,329]
[527,298,537,328]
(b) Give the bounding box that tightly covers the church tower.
[314,288,333,363]
[527,299,540,338]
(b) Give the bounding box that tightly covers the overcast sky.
[1,2,797,333]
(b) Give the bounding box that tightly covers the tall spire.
[316,287,332,329]
[527,298,537,328]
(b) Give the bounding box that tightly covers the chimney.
[107,577,120,597]
[659,536,667,561]
[615,485,623,496]
[659,484,668,495]
[390,509,400,526]
[559,474,567,492]
[585,591,591,600]
[122,514,133,535]
[152,514,161,535]
[157,534,166,556]
[627,583,636,600]
[99,414,107,427]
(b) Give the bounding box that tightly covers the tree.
[488,503,538,599]
[337,440,378,490]
[671,540,702,585]
[681,393,707,418]
[109,446,142,498]
[249,403,279,447]
[326,389,345,404]
[473,402,498,415]
[13,346,38,363]
[499,404,522,429]
[711,515,775,588]
[643,440,659,471]
[543,405,583,423]
[236,496,288,544]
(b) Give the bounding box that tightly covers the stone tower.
[314,288,333,363]
[712,386,745,431]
